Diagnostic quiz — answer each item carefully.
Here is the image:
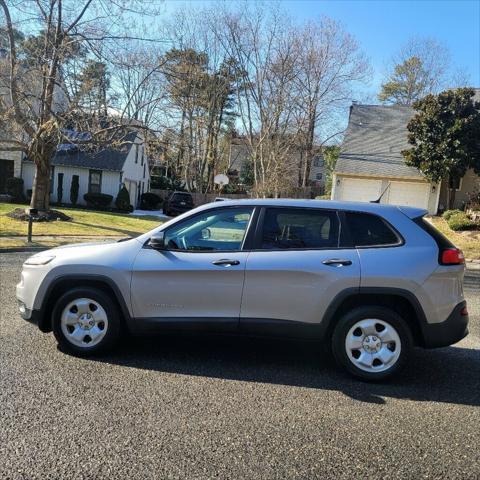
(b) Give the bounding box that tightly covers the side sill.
[128,317,239,334]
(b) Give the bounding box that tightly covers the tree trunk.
[302,113,316,187]
[449,187,456,210]
[30,165,51,211]
[28,121,57,211]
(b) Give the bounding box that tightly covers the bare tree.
[0,0,163,211]
[294,17,370,186]
[209,4,304,197]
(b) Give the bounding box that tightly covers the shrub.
[6,177,25,202]
[70,175,79,205]
[140,192,162,210]
[442,209,462,221]
[83,192,113,208]
[115,185,133,212]
[57,173,64,204]
[447,212,478,231]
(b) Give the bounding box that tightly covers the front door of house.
[0,160,14,193]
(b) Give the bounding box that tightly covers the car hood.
[26,238,142,268]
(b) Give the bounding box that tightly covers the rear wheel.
[52,287,121,356]
[332,306,412,381]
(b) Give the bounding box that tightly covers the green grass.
[428,216,480,260]
[0,203,164,247]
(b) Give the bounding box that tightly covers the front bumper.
[421,301,469,348]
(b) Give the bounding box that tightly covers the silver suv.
[16,199,469,381]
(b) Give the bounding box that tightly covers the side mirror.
[150,232,166,250]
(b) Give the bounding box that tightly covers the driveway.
[1,253,479,479]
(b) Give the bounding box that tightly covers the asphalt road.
[1,253,479,480]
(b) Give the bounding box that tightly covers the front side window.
[344,212,400,247]
[163,207,254,251]
[88,169,102,194]
[260,208,340,250]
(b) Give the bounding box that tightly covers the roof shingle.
[335,104,424,179]
[51,131,137,171]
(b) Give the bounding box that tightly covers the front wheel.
[332,306,412,381]
[52,287,121,356]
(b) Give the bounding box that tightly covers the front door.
[131,206,256,331]
[0,159,14,193]
[240,207,360,334]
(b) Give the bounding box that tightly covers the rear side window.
[413,216,454,249]
[172,193,193,203]
[344,212,400,247]
[260,208,340,249]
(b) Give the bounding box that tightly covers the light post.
[27,208,38,243]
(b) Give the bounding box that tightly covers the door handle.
[322,259,352,266]
[212,259,240,266]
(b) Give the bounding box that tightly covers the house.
[21,130,150,208]
[332,94,480,214]
[229,137,326,190]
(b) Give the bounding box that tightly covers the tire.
[52,287,122,356]
[331,306,412,381]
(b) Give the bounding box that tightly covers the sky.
[166,0,480,98]
[281,0,480,94]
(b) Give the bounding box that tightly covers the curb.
[0,247,47,253]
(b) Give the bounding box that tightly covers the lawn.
[428,216,480,260]
[0,203,164,248]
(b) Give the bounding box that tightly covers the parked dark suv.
[163,191,194,216]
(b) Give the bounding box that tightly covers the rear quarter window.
[344,212,401,247]
[413,216,454,249]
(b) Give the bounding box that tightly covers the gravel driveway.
[1,253,479,479]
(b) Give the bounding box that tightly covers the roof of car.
[136,197,426,243]
[197,198,426,218]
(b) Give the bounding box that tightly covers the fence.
[150,186,324,207]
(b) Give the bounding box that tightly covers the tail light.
[440,248,465,265]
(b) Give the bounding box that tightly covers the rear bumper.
[169,206,192,214]
[421,301,469,348]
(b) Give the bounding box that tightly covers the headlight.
[24,255,55,266]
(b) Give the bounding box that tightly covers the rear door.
[240,207,360,335]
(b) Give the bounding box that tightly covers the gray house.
[332,96,479,214]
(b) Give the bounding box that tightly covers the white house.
[332,98,480,214]
[22,130,150,208]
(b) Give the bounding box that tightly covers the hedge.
[83,192,113,208]
[447,212,478,231]
[442,209,463,221]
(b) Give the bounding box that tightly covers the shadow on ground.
[89,333,480,407]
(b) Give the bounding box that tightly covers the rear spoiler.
[398,206,429,219]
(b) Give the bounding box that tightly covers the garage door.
[337,177,382,203]
[388,181,430,210]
